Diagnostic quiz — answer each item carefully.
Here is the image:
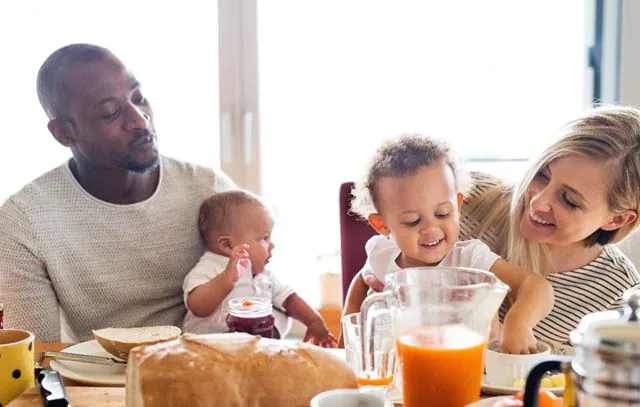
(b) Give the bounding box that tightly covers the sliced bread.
[93,326,181,360]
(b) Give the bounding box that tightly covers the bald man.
[0,44,236,341]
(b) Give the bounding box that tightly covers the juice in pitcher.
[397,324,486,407]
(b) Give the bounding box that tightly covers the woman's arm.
[490,259,555,354]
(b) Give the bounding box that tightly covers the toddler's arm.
[338,272,369,347]
[490,259,554,354]
[283,294,337,348]
[186,245,250,317]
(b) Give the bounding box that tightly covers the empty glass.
[342,312,396,393]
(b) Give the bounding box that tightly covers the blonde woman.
[363,105,640,349]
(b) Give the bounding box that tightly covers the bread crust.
[126,333,357,406]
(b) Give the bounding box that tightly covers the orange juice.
[396,324,486,407]
[357,374,394,387]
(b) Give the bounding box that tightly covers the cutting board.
[8,387,124,407]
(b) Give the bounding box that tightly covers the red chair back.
[339,182,377,304]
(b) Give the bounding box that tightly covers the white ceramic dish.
[49,339,126,386]
[466,396,512,407]
[311,389,390,407]
[484,341,551,387]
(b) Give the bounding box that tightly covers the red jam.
[0,303,4,329]
[226,297,275,338]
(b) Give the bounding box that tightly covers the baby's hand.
[224,244,250,284]
[500,318,537,354]
[303,320,338,348]
[362,273,385,292]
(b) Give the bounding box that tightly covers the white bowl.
[310,389,391,407]
[484,341,551,387]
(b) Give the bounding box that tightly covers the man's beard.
[122,152,160,173]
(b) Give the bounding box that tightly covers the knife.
[36,367,70,407]
[39,351,127,366]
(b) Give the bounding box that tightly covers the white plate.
[467,396,511,406]
[481,377,562,396]
[50,340,126,386]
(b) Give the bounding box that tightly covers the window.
[254,1,591,304]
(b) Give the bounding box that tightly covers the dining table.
[9,342,124,407]
[8,342,501,407]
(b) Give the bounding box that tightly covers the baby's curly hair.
[351,134,469,218]
[198,190,264,244]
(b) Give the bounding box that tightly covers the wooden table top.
[9,342,500,406]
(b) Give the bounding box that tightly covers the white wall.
[619,0,640,105]
[617,0,640,267]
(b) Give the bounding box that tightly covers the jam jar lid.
[570,290,640,355]
[227,297,273,318]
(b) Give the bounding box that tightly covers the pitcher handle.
[360,291,391,374]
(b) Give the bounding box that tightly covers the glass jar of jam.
[226,297,275,338]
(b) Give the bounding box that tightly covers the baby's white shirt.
[182,251,294,334]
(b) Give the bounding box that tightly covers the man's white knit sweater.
[0,156,236,342]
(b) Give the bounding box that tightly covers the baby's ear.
[217,235,234,256]
[368,213,390,237]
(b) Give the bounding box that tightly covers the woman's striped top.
[460,172,640,348]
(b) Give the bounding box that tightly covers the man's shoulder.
[161,156,214,179]
[1,162,70,212]
[160,156,236,192]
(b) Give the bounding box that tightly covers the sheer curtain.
[0,1,220,202]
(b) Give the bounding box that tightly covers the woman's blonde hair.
[468,105,640,273]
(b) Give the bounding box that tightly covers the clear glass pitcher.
[361,266,509,407]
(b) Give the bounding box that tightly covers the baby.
[183,190,337,347]
[343,134,555,354]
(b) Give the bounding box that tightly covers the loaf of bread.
[125,333,357,407]
[93,326,181,360]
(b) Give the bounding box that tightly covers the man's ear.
[47,118,75,147]
[601,210,638,231]
[456,192,464,211]
[368,213,391,237]
[217,235,234,256]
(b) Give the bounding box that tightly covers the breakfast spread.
[125,333,357,406]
